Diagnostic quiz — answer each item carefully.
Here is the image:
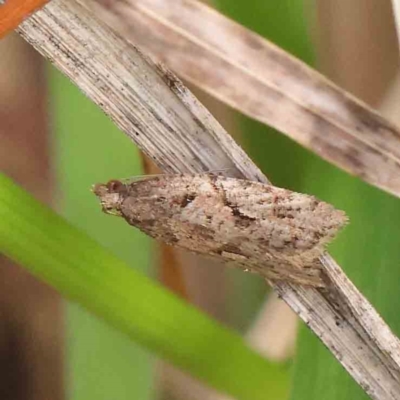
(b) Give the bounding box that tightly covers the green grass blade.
[0,173,288,400]
[49,66,152,400]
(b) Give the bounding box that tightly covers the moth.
[93,174,347,287]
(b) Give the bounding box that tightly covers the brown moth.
[93,174,347,287]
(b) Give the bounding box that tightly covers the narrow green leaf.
[48,66,152,400]
[0,173,288,400]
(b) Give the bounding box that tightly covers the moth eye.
[107,179,124,192]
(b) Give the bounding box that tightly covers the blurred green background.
[2,0,399,399]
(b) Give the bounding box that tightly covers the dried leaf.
[87,0,400,199]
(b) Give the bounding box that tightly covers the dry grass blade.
[16,1,400,399]
[85,0,400,199]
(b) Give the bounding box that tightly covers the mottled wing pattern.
[93,174,347,287]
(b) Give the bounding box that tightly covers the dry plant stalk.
[85,0,400,200]
[16,1,400,399]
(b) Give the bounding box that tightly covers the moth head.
[92,180,127,216]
